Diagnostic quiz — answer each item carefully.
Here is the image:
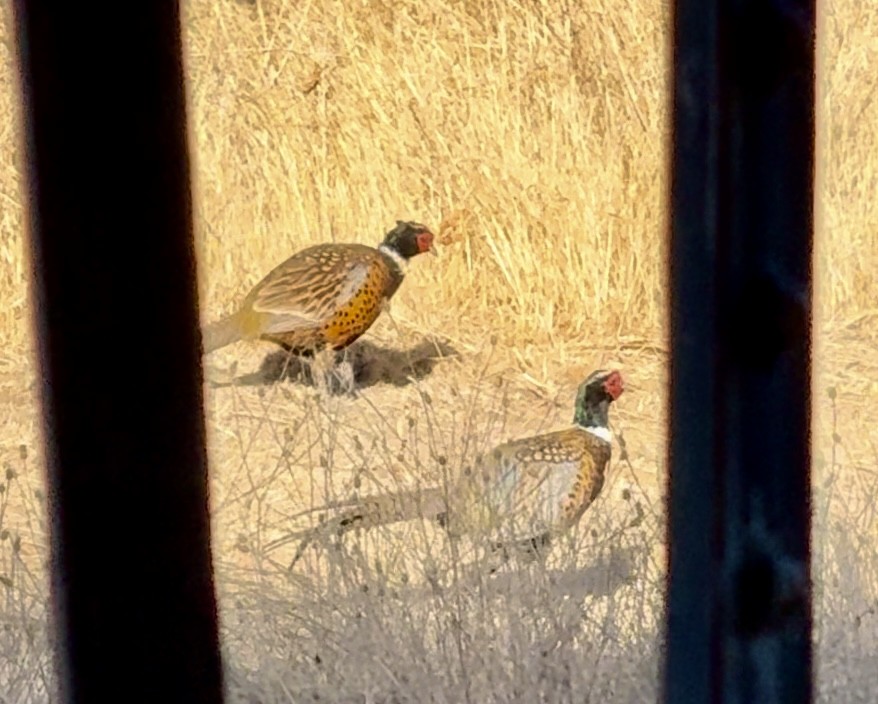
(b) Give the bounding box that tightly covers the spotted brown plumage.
[201,221,434,355]
[441,369,624,554]
[281,369,625,568]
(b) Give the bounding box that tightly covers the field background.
[1,0,878,701]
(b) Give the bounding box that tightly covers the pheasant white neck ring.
[584,426,613,443]
[378,244,408,273]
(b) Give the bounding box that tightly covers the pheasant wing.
[463,428,589,542]
[247,244,376,333]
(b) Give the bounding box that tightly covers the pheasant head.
[572,369,625,440]
[380,220,435,260]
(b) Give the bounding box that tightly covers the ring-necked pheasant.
[281,369,625,567]
[201,220,434,356]
[443,368,624,557]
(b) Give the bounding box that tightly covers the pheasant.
[443,368,624,556]
[281,369,625,567]
[201,220,434,356]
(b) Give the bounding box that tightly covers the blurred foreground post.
[664,0,816,702]
[11,3,224,703]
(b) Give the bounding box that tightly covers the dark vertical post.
[664,0,815,702]
[11,3,224,703]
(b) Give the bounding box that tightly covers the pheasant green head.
[381,220,434,259]
[573,369,624,431]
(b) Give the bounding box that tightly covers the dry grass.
[186,0,668,340]
[0,0,877,701]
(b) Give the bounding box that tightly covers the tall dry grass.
[181,0,669,368]
[3,0,665,374]
[0,0,877,702]
[0,1,874,370]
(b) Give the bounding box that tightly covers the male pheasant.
[283,369,625,567]
[443,368,625,555]
[201,220,434,355]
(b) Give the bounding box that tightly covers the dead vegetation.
[0,0,876,701]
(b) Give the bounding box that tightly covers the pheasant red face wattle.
[417,230,435,254]
[604,371,625,400]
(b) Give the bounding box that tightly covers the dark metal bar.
[664,0,816,702]
[11,3,224,703]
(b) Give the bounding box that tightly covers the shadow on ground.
[280,533,642,606]
[482,543,641,600]
[208,336,459,393]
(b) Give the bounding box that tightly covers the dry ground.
[0,0,877,701]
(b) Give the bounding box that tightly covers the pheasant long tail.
[284,486,448,570]
[201,313,244,354]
